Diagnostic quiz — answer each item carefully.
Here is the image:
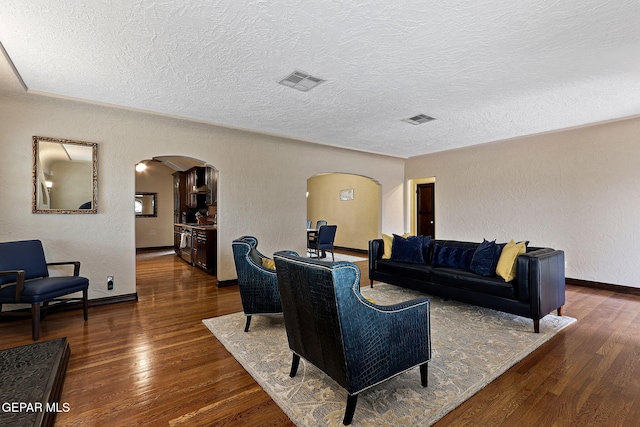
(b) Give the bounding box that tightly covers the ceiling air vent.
[402,114,436,125]
[278,70,325,92]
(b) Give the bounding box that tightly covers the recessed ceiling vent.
[278,70,325,92]
[402,114,436,125]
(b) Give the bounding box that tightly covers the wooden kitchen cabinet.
[192,228,217,274]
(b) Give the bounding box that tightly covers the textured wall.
[0,58,405,300]
[405,118,640,287]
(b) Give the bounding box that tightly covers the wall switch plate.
[107,276,114,290]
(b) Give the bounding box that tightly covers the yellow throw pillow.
[261,257,276,270]
[495,240,526,282]
[381,234,393,259]
[381,233,413,259]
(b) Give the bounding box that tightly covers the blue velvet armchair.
[0,240,89,340]
[232,236,286,332]
[273,251,431,425]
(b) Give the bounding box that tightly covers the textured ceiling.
[1,0,640,158]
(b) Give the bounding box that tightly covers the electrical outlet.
[107,276,114,290]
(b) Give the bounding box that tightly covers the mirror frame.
[32,136,98,214]
[135,192,158,217]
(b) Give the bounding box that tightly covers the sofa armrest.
[368,239,384,284]
[517,249,565,317]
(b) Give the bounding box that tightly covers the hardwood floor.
[1,249,639,426]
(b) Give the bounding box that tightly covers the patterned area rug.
[203,284,575,426]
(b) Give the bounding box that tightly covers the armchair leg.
[343,394,358,425]
[533,319,540,333]
[31,302,41,341]
[557,306,563,316]
[244,316,252,332]
[289,353,301,377]
[420,363,428,387]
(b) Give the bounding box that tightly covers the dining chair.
[307,225,338,261]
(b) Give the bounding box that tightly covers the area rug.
[203,285,575,426]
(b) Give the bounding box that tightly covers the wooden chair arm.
[0,269,26,302]
[47,261,81,276]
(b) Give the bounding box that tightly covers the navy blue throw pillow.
[421,235,432,262]
[432,244,475,270]
[470,239,502,276]
[390,234,424,264]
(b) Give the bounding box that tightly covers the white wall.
[0,54,405,300]
[405,118,640,288]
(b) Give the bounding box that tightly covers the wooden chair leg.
[343,394,358,425]
[533,319,540,333]
[244,316,252,332]
[83,289,89,321]
[557,306,563,316]
[289,353,300,377]
[31,302,41,341]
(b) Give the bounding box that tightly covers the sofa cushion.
[430,268,516,299]
[375,259,432,281]
[495,240,526,281]
[390,234,424,264]
[470,239,502,277]
[431,244,475,270]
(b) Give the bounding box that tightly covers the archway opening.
[306,173,380,252]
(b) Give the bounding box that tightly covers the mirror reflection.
[33,136,97,214]
[135,193,157,217]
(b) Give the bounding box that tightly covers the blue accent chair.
[0,240,89,340]
[273,251,431,425]
[231,236,290,332]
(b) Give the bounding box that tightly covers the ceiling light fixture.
[135,162,147,172]
[402,114,436,125]
[278,70,325,92]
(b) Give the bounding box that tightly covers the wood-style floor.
[1,249,639,426]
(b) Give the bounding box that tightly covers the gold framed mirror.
[32,136,98,214]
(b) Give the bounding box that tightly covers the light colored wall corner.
[405,118,640,288]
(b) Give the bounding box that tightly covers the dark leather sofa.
[369,238,566,333]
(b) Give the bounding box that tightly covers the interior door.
[417,183,435,238]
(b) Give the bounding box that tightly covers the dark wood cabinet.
[173,172,188,223]
[192,228,217,274]
[186,167,207,209]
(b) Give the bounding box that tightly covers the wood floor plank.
[2,249,640,426]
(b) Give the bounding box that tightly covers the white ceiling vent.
[278,70,325,92]
[402,114,436,125]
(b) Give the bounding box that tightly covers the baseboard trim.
[334,246,368,254]
[136,246,173,253]
[1,293,139,316]
[216,279,237,288]
[566,278,640,296]
[89,293,139,306]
